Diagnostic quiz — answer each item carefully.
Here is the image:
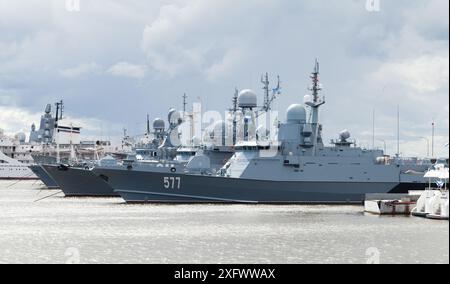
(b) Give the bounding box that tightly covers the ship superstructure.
[93,61,433,203]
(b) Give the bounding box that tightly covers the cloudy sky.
[0,0,448,157]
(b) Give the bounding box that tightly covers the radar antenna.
[231,88,239,114]
[55,100,64,126]
[305,59,325,156]
[305,59,325,121]
[146,114,150,135]
[182,93,188,119]
[260,73,281,113]
[230,88,239,145]
[308,59,324,105]
[262,73,270,111]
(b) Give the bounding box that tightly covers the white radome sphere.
[153,118,165,130]
[238,89,258,108]
[286,104,307,124]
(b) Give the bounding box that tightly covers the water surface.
[0,181,448,264]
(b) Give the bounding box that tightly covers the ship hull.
[92,168,425,204]
[0,166,38,180]
[42,165,118,197]
[29,165,60,189]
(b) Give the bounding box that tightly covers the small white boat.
[412,163,449,220]
[365,198,417,215]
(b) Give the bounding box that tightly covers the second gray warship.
[93,61,432,204]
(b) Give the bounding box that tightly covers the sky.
[0,0,449,157]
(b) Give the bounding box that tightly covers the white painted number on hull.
[164,177,181,189]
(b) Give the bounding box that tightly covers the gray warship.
[28,101,113,190]
[42,156,119,197]
[29,165,59,189]
[93,61,431,204]
[43,100,239,197]
[41,114,173,197]
[28,102,69,188]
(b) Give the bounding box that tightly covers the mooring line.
[5,171,38,188]
[34,190,63,202]
[6,174,33,188]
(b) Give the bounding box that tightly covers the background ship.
[0,101,114,180]
[93,61,435,204]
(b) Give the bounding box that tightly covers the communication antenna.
[59,100,64,120]
[397,105,400,157]
[231,88,239,145]
[55,100,64,125]
[261,73,270,111]
[183,93,188,119]
[232,88,239,114]
[146,114,150,135]
[260,73,281,113]
[372,108,375,149]
[309,59,322,104]
[305,59,325,121]
[305,59,325,156]
[432,119,435,157]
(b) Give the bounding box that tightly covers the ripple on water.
[0,181,448,264]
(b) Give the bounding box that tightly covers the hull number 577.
[164,177,181,189]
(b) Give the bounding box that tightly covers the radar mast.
[261,73,281,113]
[146,114,150,135]
[305,59,325,155]
[231,88,239,145]
[305,59,325,125]
[55,100,64,126]
[182,93,188,120]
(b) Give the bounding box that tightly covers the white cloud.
[0,106,40,136]
[0,31,62,79]
[0,89,20,105]
[0,0,54,29]
[59,62,101,78]
[0,0,448,157]
[107,62,148,79]
[371,55,449,93]
[141,0,276,77]
[0,41,19,59]
[205,48,245,81]
[403,0,449,40]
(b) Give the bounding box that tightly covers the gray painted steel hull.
[29,165,60,189]
[43,165,118,197]
[93,168,409,204]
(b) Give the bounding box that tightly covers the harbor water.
[0,181,448,264]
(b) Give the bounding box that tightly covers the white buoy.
[413,190,428,216]
[430,191,442,215]
[442,191,449,218]
[412,163,449,219]
[425,190,439,214]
